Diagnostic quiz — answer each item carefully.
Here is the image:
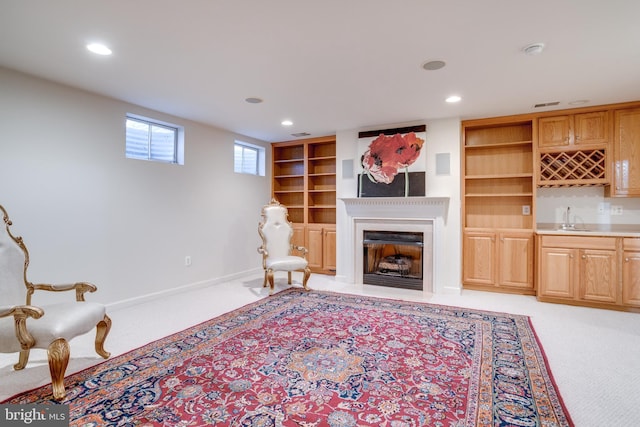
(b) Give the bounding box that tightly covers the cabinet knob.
[625,257,630,262]
[581,255,586,259]
[570,254,574,258]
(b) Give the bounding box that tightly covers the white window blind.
[126,116,179,163]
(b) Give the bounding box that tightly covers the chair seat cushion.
[0,302,106,353]
[266,256,308,272]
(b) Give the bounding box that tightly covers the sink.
[554,227,591,232]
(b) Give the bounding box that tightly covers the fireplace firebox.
[363,230,424,290]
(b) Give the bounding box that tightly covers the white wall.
[335,118,462,293]
[0,67,271,306]
[537,187,640,225]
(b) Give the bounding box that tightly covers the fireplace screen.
[363,230,423,290]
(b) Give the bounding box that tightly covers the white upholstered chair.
[0,205,111,400]
[258,199,311,294]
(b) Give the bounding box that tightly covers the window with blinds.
[126,115,183,164]
[234,141,265,176]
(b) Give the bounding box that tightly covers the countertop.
[536,223,640,237]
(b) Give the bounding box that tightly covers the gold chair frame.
[0,205,111,400]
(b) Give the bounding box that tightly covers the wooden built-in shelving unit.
[272,136,336,274]
[462,117,536,294]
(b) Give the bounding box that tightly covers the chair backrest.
[0,205,29,306]
[259,200,294,260]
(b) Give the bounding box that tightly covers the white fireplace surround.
[341,197,449,296]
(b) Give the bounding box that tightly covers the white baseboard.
[106,268,263,312]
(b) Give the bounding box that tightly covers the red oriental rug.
[3,289,573,426]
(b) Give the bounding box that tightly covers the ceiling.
[2,0,639,142]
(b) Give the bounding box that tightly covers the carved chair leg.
[48,338,70,401]
[287,271,292,284]
[14,349,30,370]
[302,267,311,291]
[267,269,275,295]
[95,314,112,359]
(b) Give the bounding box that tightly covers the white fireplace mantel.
[341,197,449,218]
[340,197,449,295]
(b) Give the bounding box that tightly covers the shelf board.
[274,158,303,163]
[465,193,533,197]
[309,205,336,209]
[274,190,304,194]
[309,189,336,193]
[465,140,533,149]
[309,156,336,161]
[274,174,304,179]
[308,172,336,177]
[465,173,533,179]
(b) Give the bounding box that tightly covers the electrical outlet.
[522,205,531,215]
[185,256,192,266]
[611,205,623,215]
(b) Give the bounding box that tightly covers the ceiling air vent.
[291,132,311,137]
[534,101,560,108]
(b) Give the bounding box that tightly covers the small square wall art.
[357,125,426,197]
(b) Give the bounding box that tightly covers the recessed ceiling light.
[522,42,545,55]
[569,99,589,106]
[245,97,263,104]
[446,95,461,103]
[87,43,112,55]
[281,120,293,126]
[422,60,446,71]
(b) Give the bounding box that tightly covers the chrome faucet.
[562,206,573,229]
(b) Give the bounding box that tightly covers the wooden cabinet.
[272,136,336,275]
[608,107,640,197]
[306,225,336,274]
[537,110,609,187]
[622,238,640,308]
[463,230,534,293]
[538,111,608,149]
[462,117,535,295]
[539,247,575,299]
[462,231,495,286]
[579,249,617,303]
[498,232,534,290]
[537,235,619,307]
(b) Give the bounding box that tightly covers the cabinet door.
[323,228,336,272]
[539,116,571,148]
[578,249,618,303]
[292,224,305,250]
[573,111,608,146]
[612,108,640,196]
[539,247,575,298]
[498,232,533,289]
[463,232,495,286]
[622,251,640,307]
[306,226,324,271]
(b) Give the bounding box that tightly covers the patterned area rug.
[3,289,573,426]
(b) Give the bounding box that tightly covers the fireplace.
[340,197,448,295]
[363,230,424,290]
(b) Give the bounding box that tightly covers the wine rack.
[538,149,607,187]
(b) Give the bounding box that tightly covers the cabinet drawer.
[624,238,640,251]
[540,235,616,250]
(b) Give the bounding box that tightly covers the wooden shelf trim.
[465,173,533,179]
[465,193,533,197]
[465,140,533,149]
